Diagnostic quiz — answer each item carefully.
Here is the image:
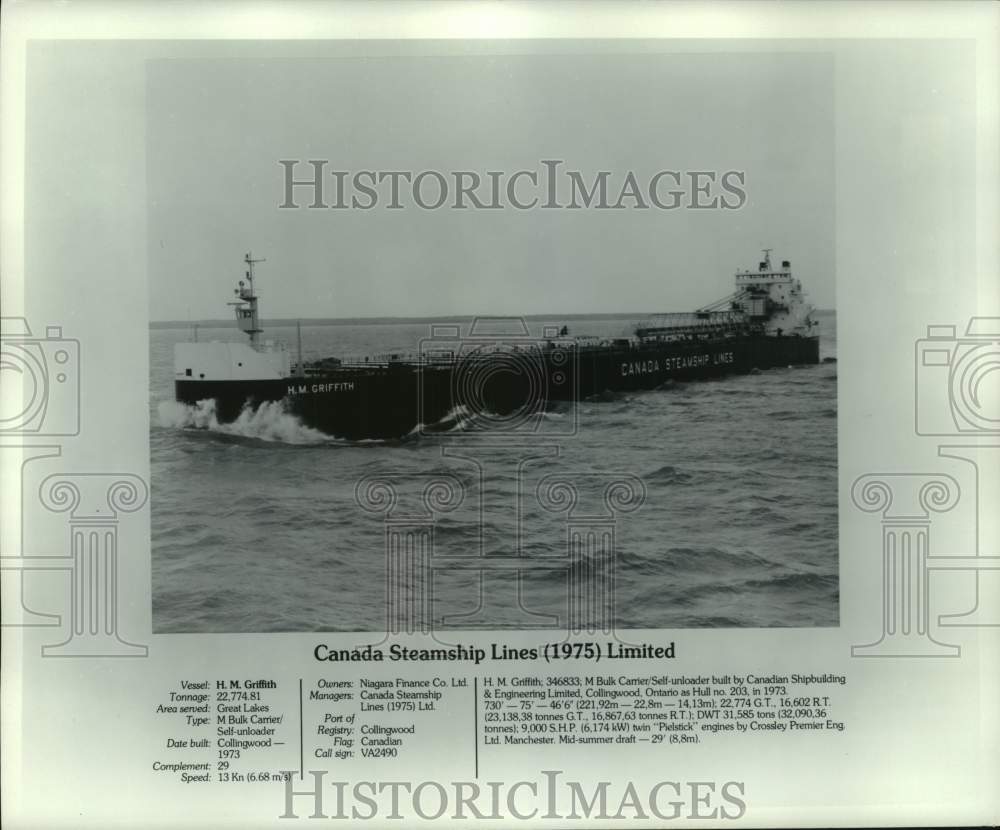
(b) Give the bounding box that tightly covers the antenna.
[762,248,773,270]
[229,252,267,349]
[244,251,266,292]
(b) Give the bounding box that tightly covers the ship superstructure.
[635,250,815,342]
[173,250,821,439]
[174,253,291,387]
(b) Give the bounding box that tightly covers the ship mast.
[231,252,265,350]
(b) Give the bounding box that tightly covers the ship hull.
[174,334,820,440]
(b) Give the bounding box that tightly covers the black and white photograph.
[5,3,999,829]
[148,46,838,633]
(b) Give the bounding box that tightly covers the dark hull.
[175,334,820,440]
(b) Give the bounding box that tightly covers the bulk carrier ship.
[174,250,820,439]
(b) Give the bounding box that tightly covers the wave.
[743,570,838,592]
[688,614,750,628]
[585,389,624,403]
[661,545,778,573]
[766,409,803,421]
[619,544,779,572]
[424,404,571,434]
[756,407,835,423]
[644,464,695,485]
[410,404,473,435]
[157,399,337,445]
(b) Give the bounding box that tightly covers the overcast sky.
[147,48,834,320]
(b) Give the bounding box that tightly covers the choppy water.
[151,312,837,632]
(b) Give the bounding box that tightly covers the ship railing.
[696,291,750,314]
[735,272,793,283]
[318,352,428,368]
[638,310,744,327]
[300,327,772,371]
[635,328,750,343]
[635,311,748,338]
[305,341,596,371]
[310,350,469,369]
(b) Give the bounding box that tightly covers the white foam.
[157,399,335,445]
[157,399,217,430]
[437,404,470,424]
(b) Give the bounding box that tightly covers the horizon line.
[150,308,836,328]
